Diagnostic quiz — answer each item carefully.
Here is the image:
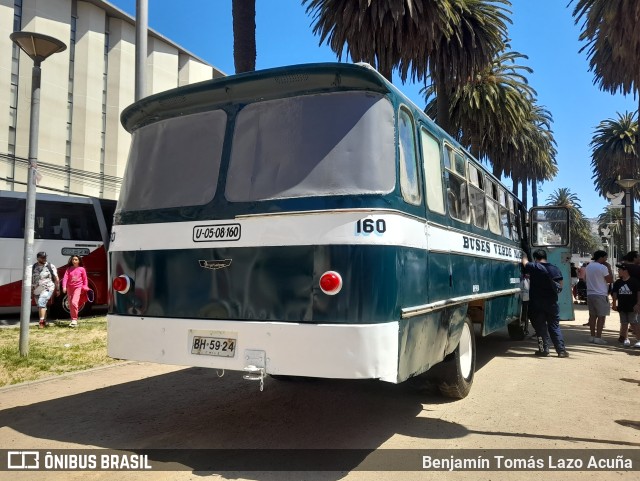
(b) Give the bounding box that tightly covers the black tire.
[435,316,476,399]
[507,318,526,341]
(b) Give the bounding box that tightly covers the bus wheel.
[507,317,526,340]
[436,316,476,399]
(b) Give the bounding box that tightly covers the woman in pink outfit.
[61,255,88,327]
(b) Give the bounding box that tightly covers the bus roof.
[121,62,394,133]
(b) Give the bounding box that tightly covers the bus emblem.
[199,259,232,270]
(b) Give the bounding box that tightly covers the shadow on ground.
[1,328,638,478]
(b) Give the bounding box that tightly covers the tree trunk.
[232,0,256,73]
[522,180,528,210]
[435,72,452,136]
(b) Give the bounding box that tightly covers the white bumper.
[107,315,400,383]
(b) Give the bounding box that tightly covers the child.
[61,255,89,328]
[610,264,640,348]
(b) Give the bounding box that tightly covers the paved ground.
[0,304,638,481]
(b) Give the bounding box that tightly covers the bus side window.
[446,171,469,223]
[485,178,501,235]
[467,163,486,228]
[498,188,509,238]
[39,201,102,241]
[0,197,25,238]
[420,128,444,215]
[398,108,421,205]
[444,145,469,223]
[509,197,521,242]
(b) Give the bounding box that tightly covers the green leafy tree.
[571,0,640,118]
[424,48,557,199]
[572,0,640,250]
[590,112,638,198]
[303,0,510,134]
[589,112,638,251]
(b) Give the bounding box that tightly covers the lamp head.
[10,31,66,63]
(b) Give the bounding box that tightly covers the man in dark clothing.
[622,251,640,281]
[521,249,569,358]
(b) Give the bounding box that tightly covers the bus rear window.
[225,91,395,201]
[118,110,227,211]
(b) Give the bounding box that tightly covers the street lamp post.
[616,178,639,254]
[607,222,618,265]
[10,31,66,356]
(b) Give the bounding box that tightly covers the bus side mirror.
[529,206,569,247]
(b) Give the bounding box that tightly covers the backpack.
[33,261,56,282]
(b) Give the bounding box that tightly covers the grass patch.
[0,316,122,387]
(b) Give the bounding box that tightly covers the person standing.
[621,251,640,282]
[31,251,60,328]
[585,250,613,344]
[61,255,89,328]
[521,249,569,358]
[610,263,640,348]
[570,262,579,303]
[521,273,531,336]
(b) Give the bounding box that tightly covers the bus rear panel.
[108,63,536,396]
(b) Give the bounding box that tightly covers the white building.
[0,0,224,200]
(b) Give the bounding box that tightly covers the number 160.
[356,219,386,234]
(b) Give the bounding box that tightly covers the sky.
[108,0,637,219]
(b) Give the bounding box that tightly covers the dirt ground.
[0,304,638,481]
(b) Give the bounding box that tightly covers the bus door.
[546,248,574,321]
[529,206,572,319]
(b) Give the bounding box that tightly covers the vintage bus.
[108,62,568,398]
[0,190,116,316]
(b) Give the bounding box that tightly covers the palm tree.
[426,0,511,134]
[571,1,640,117]
[589,112,638,251]
[512,103,557,206]
[590,112,639,197]
[303,0,510,133]
[303,0,454,81]
[232,0,256,73]
[572,0,640,249]
[424,49,535,163]
[423,48,557,197]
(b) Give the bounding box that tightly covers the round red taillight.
[112,275,131,294]
[319,271,342,295]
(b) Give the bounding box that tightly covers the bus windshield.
[226,91,395,201]
[118,91,396,212]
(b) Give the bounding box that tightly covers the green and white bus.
[108,63,568,398]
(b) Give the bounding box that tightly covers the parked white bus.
[0,190,115,316]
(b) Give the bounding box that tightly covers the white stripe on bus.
[110,210,523,263]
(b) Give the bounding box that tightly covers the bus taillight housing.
[319,271,342,295]
[112,275,131,294]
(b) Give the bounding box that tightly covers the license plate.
[191,335,236,357]
[192,223,241,242]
